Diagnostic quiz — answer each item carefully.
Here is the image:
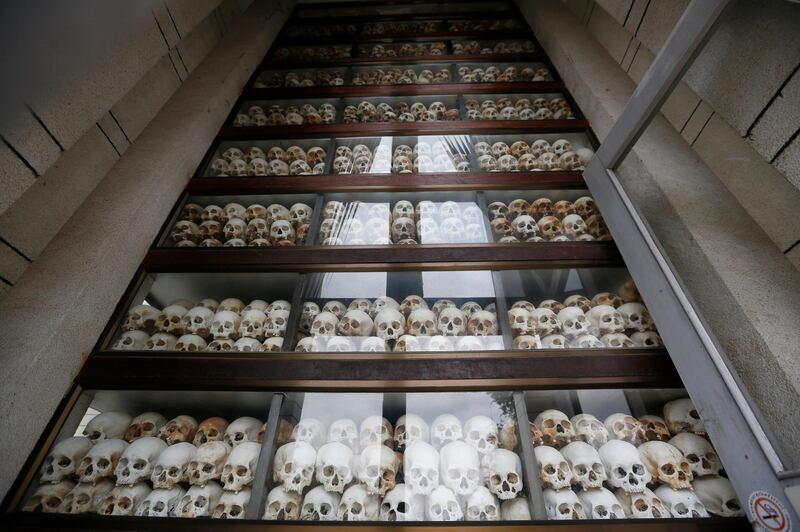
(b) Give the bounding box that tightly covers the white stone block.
[0,107,61,176]
[774,135,800,192]
[587,3,632,63]
[0,141,36,215]
[177,14,223,74]
[749,68,800,162]
[0,242,29,284]
[597,0,632,26]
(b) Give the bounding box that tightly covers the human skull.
[604,413,645,445]
[531,308,561,337]
[543,488,585,520]
[436,307,466,336]
[654,486,709,518]
[614,486,670,518]
[115,436,167,485]
[426,485,463,521]
[373,308,405,341]
[337,309,374,337]
[182,306,214,337]
[618,302,654,332]
[534,446,572,489]
[211,310,241,340]
[77,439,128,483]
[639,440,693,489]
[262,485,301,520]
[291,418,327,449]
[557,307,589,339]
[391,216,416,242]
[23,480,76,513]
[587,305,624,336]
[664,398,706,435]
[310,311,339,337]
[465,486,501,521]
[439,440,480,496]
[84,412,132,442]
[562,441,607,489]
[404,442,439,495]
[466,310,498,337]
[357,444,400,496]
[486,449,523,500]
[221,441,260,492]
[123,305,160,333]
[359,416,392,448]
[632,331,663,347]
[315,442,354,493]
[571,414,610,449]
[159,415,199,445]
[97,483,151,516]
[599,440,651,492]
[211,488,250,519]
[112,330,150,350]
[501,497,531,520]
[535,409,575,447]
[562,214,587,239]
[301,486,340,521]
[669,432,721,477]
[151,442,197,489]
[339,484,381,522]
[186,441,230,485]
[407,308,437,336]
[537,215,563,239]
[41,437,93,482]
[692,476,742,517]
[578,487,625,519]
[177,481,223,518]
[508,308,535,337]
[274,441,316,493]
[193,417,228,447]
[380,484,426,521]
[59,479,114,514]
[328,418,359,452]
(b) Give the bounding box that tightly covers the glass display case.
[341,95,460,122]
[294,2,512,18]
[230,99,339,127]
[464,94,575,121]
[202,138,331,177]
[472,132,594,172]
[331,135,472,175]
[452,39,536,55]
[283,22,357,38]
[456,62,553,82]
[271,44,353,62]
[358,41,447,58]
[362,20,444,35]
[252,68,346,88]
[350,64,453,85]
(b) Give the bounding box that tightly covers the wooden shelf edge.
[259,53,548,70]
[241,82,567,99]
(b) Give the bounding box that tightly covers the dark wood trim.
[142,242,622,272]
[1,512,751,531]
[242,82,567,99]
[76,348,679,391]
[260,53,547,70]
[283,12,520,27]
[187,171,587,194]
[276,30,533,46]
[217,119,590,139]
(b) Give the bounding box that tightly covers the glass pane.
[358,41,447,58]
[452,39,536,55]
[253,68,346,88]
[230,98,339,127]
[203,138,332,177]
[265,391,531,522]
[295,271,503,352]
[523,389,742,520]
[342,95,460,123]
[162,193,316,248]
[362,20,444,35]
[497,268,661,349]
[108,272,299,353]
[21,389,273,518]
[464,93,576,121]
[446,19,524,32]
[472,133,594,172]
[271,44,352,62]
[318,192,487,246]
[456,61,553,83]
[331,135,472,175]
[294,2,512,18]
[283,22,357,38]
[483,190,609,243]
[351,64,453,85]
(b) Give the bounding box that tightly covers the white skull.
[562,441,607,489]
[426,485,463,521]
[211,310,241,340]
[98,482,151,516]
[292,418,327,449]
[23,480,75,513]
[177,481,223,518]
[337,309,374,337]
[112,330,150,350]
[569,333,604,348]
[222,441,261,491]
[466,486,501,521]
[508,308,535,337]
[615,486,671,518]
[617,302,654,332]
[274,441,316,493]
[501,497,532,520]
[440,217,466,242]
[654,486,709,518]
[263,485,301,520]
[664,397,706,435]
[632,331,663,347]
[327,336,355,352]
[238,309,267,340]
[373,308,405,341]
[602,332,635,348]
[358,444,400,496]
[531,308,561,336]
[562,214,588,239]
[187,441,230,485]
[77,439,128,483]
[541,334,567,348]
[440,440,480,496]
[115,436,167,485]
[669,432,721,477]
[463,415,498,456]
[327,418,359,452]
[486,448,523,500]
[338,484,379,521]
[599,440,651,492]
[638,441,693,489]
[437,307,467,336]
[315,442,354,493]
[557,307,588,339]
[534,446,572,489]
[404,442,440,495]
[213,488,251,519]
[59,479,113,514]
[431,414,463,449]
[299,302,320,333]
[301,486,340,521]
[40,436,93,483]
[368,296,400,319]
[604,413,645,445]
[311,311,339,336]
[380,484,426,521]
[123,304,160,333]
[586,305,625,336]
[692,476,743,517]
[151,442,197,489]
[407,307,437,336]
[535,409,576,447]
[136,486,186,517]
[543,488,585,520]
[570,414,610,449]
[359,416,392,448]
[394,414,430,451]
[577,487,625,519]
[225,416,263,447]
[183,306,214,337]
[176,334,207,352]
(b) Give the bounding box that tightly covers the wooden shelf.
[260,52,547,69]
[241,81,567,99]
[276,30,534,46]
[77,347,680,391]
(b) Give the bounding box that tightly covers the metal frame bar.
[581,0,799,523]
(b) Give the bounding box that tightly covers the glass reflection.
[332,136,471,175]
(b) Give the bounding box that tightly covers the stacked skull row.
[465,96,573,121]
[452,40,535,55]
[487,196,610,243]
[170,202,311,248]
[254,70,345,88]
[344,100,458,123]
[284,23,356,38]
[529,398,742,519]
[114,298,292,353]
[474,139,591,172]
[458,65,552,82]
[447,19,523,32]
[233,103,336,127]
[25,411,280,519]
[265,413,528,521]
[296,297,500,353]
[363,21,440,34]
[210,145,327,177]
[273,45,352,61]
[508,290,660,350]
[351,67,451,85]
[362,42,447,58]
[319,199,486,246]
[332,142,470,175]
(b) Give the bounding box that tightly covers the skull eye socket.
[632,464,645,475]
